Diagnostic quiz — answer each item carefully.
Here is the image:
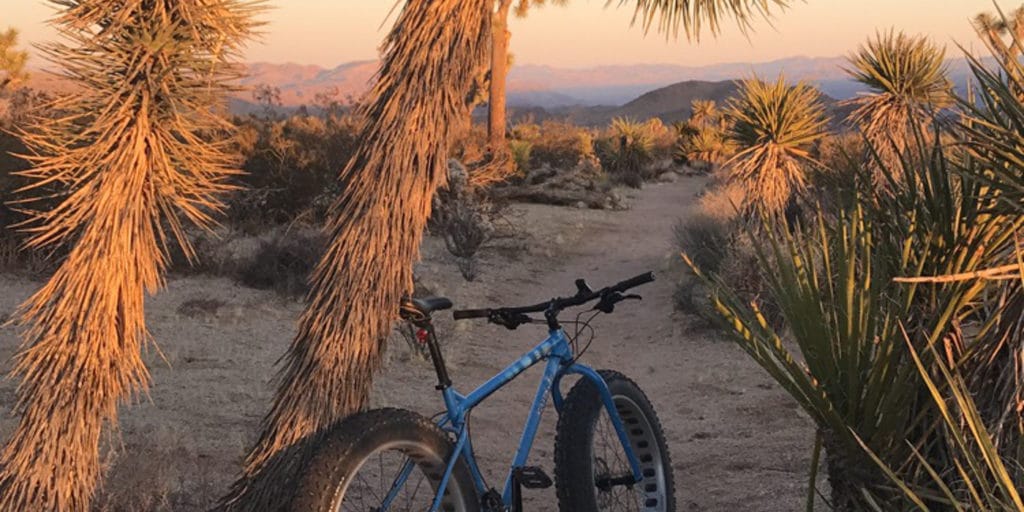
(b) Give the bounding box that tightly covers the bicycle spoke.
[341,449,437,512]
[593,409,645,512]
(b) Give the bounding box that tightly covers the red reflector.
[416,329,429,344]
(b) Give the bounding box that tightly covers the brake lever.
[593,292,642,314]
[489,310,534,330]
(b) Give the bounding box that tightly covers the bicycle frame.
[381,327,644,512]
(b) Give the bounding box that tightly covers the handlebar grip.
[453,308,491,320]
[614,271,655,291]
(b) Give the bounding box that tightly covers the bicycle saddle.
[406,296,453,316]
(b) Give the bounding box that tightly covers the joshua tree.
[221,1,789,510]
[487,0,566,149]
[725,76,829,215]
[0,2,259,510]
[844,30,951,174]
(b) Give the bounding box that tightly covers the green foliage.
[676,123,735,167]
[864,340,1024,511]
[674,100,736,168]
[631,0,787,40]
[510,119,596,170]
[509,139,533,173]
[229,111,359,230]
[958,39,1024,216]
[844,30,951,170]
[725,76,830,214]
[688,125,1024,508]
[598,116,656,188]
[0,28,28,91]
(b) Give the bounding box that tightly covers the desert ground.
[0,175,819,511]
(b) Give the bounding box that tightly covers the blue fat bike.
[293,272,675,512]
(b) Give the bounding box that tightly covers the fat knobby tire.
[292,408,480,512]
[554,370,676,511]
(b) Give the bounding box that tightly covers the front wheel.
[554,370,675,511]
[293,408,480,512]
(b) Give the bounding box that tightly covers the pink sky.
[6,1,997,68]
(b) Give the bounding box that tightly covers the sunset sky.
[6,1,999,68]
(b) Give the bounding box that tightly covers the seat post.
[422,323,452,390]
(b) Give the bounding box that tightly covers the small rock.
[658,172,677,183]
[574,201,588,209]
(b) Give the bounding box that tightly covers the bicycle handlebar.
[452,271,655,329]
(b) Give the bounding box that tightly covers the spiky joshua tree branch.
[0,2,260,510]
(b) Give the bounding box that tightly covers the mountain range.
[235,55,979,112]
[27,54,980,124]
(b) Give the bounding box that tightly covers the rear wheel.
[554,370,675,511]
[293,408,480,512]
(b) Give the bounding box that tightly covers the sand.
[0,176,819,511]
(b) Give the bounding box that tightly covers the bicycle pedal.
[513,466,553,489]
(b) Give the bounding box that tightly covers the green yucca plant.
[724,76,829,214]
[959,39,1024,216]
[676,99,735,166]
[688,122,1023,509]
[689,98,718,126]
[0,1,260,510]
[675,123,735,166]
[862,338,1024,511]
[844,30,952,173]
[603,116,655,188]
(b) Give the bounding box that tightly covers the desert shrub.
[675,124,736,169]
[508,139,533,173]
[596,117,655,188]
[508,119,596,171]
[674,204,777,327]
[432,161,493,281]
[674,99,737,171]
[694,118,1024,508]
[509,119,541,141]
[810,131,864,194]
[644,117,676,159]
[228,111,359,231]
[237,230,325,297]
[674,212,731,277]
[448,124,519,188]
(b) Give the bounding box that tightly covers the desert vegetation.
[677,12,1024,510]
[1,0,1021,510]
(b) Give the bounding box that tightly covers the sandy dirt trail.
[0,176,817,511]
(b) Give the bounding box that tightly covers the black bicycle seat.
[408,296,453,316]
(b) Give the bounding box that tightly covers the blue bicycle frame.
[381,327,643,511]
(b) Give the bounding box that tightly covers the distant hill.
[25,54,986,117]
[508,79,858,128]
[511,80,739,126]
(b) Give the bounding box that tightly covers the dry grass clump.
[674,181,775,326]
